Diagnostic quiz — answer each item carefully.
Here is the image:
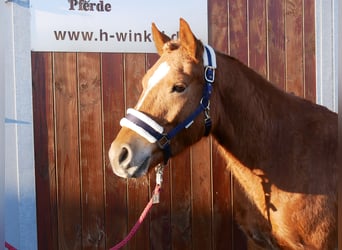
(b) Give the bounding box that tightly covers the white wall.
[3,1,37,249]
[316,0,339,112]
[0,2,6,248]
[339,2,342,248]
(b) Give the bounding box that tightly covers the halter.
[120,45,216,164]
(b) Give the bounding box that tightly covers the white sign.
[31,0,208,53]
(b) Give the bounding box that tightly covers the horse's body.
[109,19,337,249]
[211,52,337,249]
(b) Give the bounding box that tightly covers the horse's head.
[109,18,216,178]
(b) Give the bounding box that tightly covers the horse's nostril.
[119,147,128,163]
[118,145,132,166]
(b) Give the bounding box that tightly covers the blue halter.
[120,45,216,164]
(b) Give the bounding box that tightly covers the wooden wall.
[32,0,316,249]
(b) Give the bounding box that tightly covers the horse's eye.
[172,84,186,93]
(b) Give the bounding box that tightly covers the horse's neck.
[211,53,284,168]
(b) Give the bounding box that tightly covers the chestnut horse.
[109,19,337,249]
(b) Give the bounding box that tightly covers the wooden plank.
[208,0,228,49]
[78,53,105,249]
[303,1,316,102]
[191,137,212,250]
[229,1,250,249]
[149,164,172,250]
[32,52,58,250]
[249,0,267,77]
[102,53,128,249]
[209,1,234,249]
[211,140,234,250]
[170,149,192,250]
[229,0,249,64]
[125,53,145,109]
[53,52,82,249]
[146,53,172,250]
[124,53,150,250]
[267,0,286,89]
[285,0,304,96]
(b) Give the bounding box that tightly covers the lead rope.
[5,242,17,250]
[110,164,165,250]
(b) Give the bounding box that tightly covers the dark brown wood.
[125,53,145,108]
[285,0,304,96]
[303,2,316,102]
[249,0,267,77]
[149,164,172,250]
[102,53,128,249]
[267,0,286,89]
[78,53,105,249]
[170,149,192,250]
[54,52,82,249]
[191,137,212,250]
[229,0,249,64]
[212,140,234,250]
[32,52,58,250]
[208,0,228,49]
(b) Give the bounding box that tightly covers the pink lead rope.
[5,242,17,250]
[110,164,165,250]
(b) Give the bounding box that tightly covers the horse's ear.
[179,18,200,60]
[152,23,171,56]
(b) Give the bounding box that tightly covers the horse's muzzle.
[109,141,151,178]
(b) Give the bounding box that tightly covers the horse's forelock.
[163,41,180,53]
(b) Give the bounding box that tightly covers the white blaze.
[136,62,170,109]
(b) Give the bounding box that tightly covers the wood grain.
[249,0,267,77]
[285,0,304,96]
[229,0,249,64]
[267,0,286,89]
[32,52,58,250]
[102,53,128,249]
[303,1,316,102]
[208,0,228,50]
[170,149,192,250]
[191,137,212,250]
[54,52,82,249]
[78,53,105,249]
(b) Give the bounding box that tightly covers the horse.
[109,18,337,249]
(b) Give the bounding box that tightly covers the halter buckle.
[204,66,215,83]
[200,97,210,110]
[203,102,212,136]
[157,134,170,149]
